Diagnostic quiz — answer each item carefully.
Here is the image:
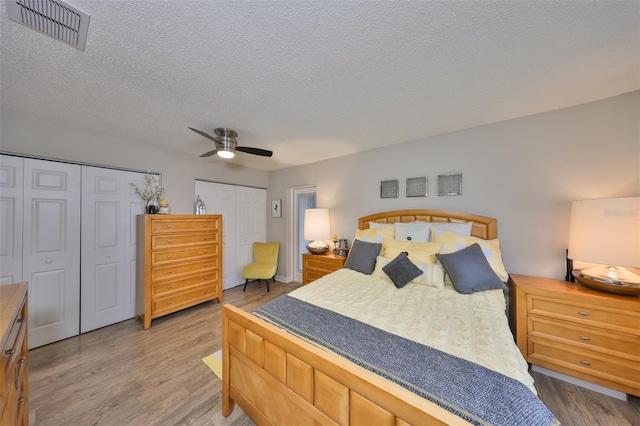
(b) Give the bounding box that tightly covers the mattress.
[288,267,536,394]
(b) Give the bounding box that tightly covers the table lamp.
[568,197,640,296]
[304,208,330,254]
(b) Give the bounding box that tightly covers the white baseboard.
[531,365,627,401]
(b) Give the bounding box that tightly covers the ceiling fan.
[189,127,273,159]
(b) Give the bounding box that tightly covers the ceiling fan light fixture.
[217,137,237,158]
[217,149,235,159]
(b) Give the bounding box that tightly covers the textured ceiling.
[1,1,638,171]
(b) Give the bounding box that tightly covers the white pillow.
[394,222,431,242]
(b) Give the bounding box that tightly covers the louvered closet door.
[23,158,81,349]
[80,167,146,332]
[0,155,24,285]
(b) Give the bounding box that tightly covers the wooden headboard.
[358,209,497,240]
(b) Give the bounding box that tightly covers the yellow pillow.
[373,256,445,289]
[382,238,441,264]
[433,230,508,282]
[354,227,394,244]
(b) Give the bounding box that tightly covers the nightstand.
[302,252,346,285]
[512,274,640,397]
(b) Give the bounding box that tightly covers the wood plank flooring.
[29,281,640,425]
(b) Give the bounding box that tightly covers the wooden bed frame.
[222,209,499,425]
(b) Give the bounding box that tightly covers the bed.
[221,209,558,425]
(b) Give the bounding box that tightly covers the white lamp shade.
[304,208,330,241]
[568,197,640,268]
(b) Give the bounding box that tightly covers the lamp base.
[306,241,329,255]
[572,265,640,297]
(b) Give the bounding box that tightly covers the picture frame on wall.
[271,199,282,218]
[380,179,399,198]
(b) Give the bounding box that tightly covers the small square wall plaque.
[380,180,399,198]
[437,173,462,196]
[406,177,427,197]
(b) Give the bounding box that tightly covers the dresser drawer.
[152,271,219,297]
[151,218,219,234]
[529,296,639,335]
[151,231,218,249]
[151,244,218,266]
[151,258,218,282]
[1,314,26,401]
[528,316,639,362]
[305,257,343,272]
[528,339,640,391]
[152,284,219,315]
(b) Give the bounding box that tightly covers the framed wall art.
[271,199,282,218]
[437,173,462,196]
[406,177,428,197]
[380,180,399,198]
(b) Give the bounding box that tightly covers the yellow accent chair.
[242,242,280,292]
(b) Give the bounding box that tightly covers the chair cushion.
[243,262,277,279]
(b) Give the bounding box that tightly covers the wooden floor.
[29,280,640,425]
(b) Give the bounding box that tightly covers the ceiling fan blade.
[200,149,218,157]
[188,127,218,143]
[237,146,273,157]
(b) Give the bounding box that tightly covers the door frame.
[288,185,316,283]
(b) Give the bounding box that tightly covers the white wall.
[0,110,268,213]
[267,92,640,281]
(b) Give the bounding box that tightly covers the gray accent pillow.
[435,243,506,294]
[343,239,382,275]
[382,251,422,288]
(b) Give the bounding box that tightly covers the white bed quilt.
[289,268,536,394]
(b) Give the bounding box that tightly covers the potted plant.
[130,173,166,214]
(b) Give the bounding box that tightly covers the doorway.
[291,186,316,282]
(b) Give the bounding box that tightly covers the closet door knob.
[45,259,53,264]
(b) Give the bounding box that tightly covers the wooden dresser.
[136,214,223,329]
[1,282,28,426]
[513,274,640,397]
[302,252,346,285]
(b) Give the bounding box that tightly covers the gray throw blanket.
[254,295,560,426]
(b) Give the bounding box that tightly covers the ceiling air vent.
[5,0,90,50]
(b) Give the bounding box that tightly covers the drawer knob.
[204,290,208,294]
[167,285,173,289]
[580,360,591,366]
[167,301,172,305]
[204,237,209,240]
[580,336,591,341]
[18,397,25,403]
[167,239,173,243]
[204,263,209,267]
[167,270,172,274]
[4,348,16,357]
[17,318,26,323]
[203,250,209,254]
[167,224,172,228]
[204,276,208,280]
[204,223,209,227]
[18,357,26,364]
[579,311,590,316]
[167,255,173,259]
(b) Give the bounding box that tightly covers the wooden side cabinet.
[1,282,28,426]
[512,274,640,397]
[136,214,223,329]
[302,253,346,285]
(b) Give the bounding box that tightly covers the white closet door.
[23,158,81,349]
[236,186,267,284]
[196,181,237,289]
[0,155,24,285]
[80,167,146,332]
